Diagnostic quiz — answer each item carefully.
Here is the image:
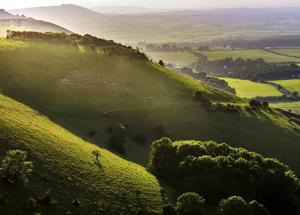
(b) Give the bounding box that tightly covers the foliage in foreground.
[149,138,300,215]
[0,150,33,184]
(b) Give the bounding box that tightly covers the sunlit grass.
[221,78,283,98]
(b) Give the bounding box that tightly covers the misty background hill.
[10,4,300,44]
[0,9,71,37]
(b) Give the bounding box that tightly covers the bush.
[0,150,33,184]
[159,60,165,67]
[218,196,249,215]
[175,192,206,215]
[262,101,269,108]
[249,100,262,108]
[218,196,269,215]
[148,139,300,215]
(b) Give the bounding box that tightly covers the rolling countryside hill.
[0,9,71,37]
[0,36,299,176]
[0,94,163,215]
[10,5,300,44]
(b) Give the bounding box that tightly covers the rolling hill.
[0,9,71,37]
[0,93,163,215]
[10,5,300,44]
[0,35,299,176]
[10,4,108,37]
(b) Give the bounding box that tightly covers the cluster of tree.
[254,95,300,103]
[144,43,192,52]
[6,31,148,60]
[162,193,269,215]
[249,100,269,109]
[192,54,300,80]
[0,149,33,185]
[181,67,236,94]
[148,138,300,215]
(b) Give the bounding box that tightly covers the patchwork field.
[221,78,283,98]
[147,51,198,67]
[272,48,300,58]
[271,102,300,114]
[200,49,300,63]
[271,79,300,94]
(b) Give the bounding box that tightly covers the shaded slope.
[0,94,163,215]
[0,38,299,174]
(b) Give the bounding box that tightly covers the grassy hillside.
[271,79,300,94]
[200,49,300,63]
[0,38,299,174]
[221,78,283,98]
[0,19,71,37]
[0,94,163,215]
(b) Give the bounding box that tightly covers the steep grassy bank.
[0,94,163,215]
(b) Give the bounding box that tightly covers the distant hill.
[10,6,300,43]
[91,6,156,14]
[0,35,299,176]
[11,4,107,36]
[0,9,71,37]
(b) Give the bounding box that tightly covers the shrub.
[175,192,206,215]
[249,100,262,108]
[218,196,249,215]
[159,60,165,67]
[148,139,300,215]
[262,101,269,108]
[248,200,270,215]
[217,196,270,215]
[0,150,33,184]
[92,150,101,162]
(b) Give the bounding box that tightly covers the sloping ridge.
[0,38,299,174]
[0,94,163,215]
[0,9,71,37]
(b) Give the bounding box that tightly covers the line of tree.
[148,138,300,215]
[6,31,148,60]
[192,54,300,80]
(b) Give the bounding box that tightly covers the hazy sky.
[2,0,300,10]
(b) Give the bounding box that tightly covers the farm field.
[221,78,283,98]
[271,79,300,94]
[200,49,300,63]
[147,51,198,67]
[271,102,300,114]
[272,48,300,57]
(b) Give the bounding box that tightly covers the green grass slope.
[271,79,300,94]
[0,94,163,215]
[0,19,71,37]
[221,78,283,98]
[0,39,299,174]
